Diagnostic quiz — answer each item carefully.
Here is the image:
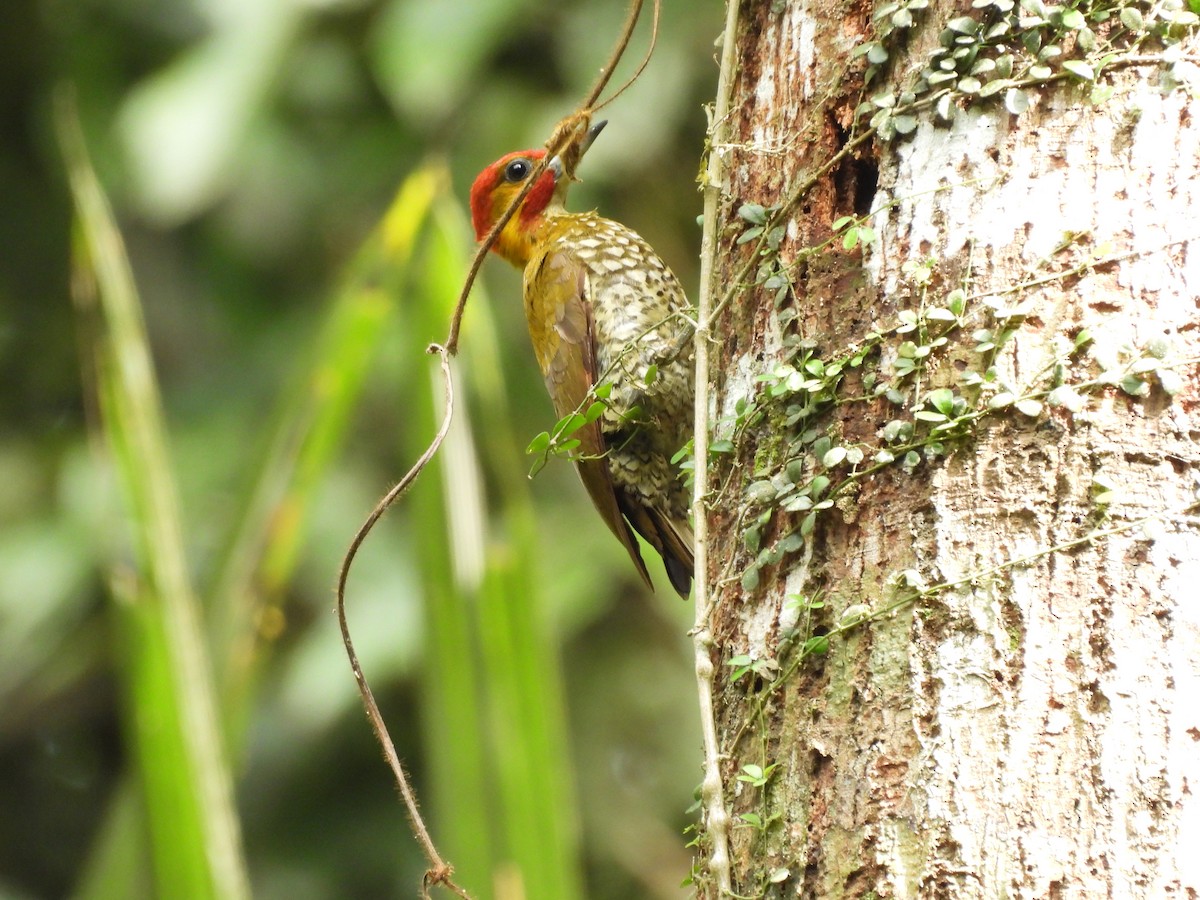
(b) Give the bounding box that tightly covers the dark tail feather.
[663,554,692,598]
[658,515,694,598]
[619,493,695,598]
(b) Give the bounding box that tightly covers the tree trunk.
[700,1,1200,896]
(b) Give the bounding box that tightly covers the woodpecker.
[469,121,694,596]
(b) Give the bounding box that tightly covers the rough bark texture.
[703,1,1199,897]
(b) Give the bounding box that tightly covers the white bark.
[868,70,1200,898]
[705,3,1200,895]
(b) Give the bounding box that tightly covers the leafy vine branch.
[714,0,1199,302]
[857,0,1200,137]
[717,232,1197,595]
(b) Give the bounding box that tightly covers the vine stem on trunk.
[692,0,741,893]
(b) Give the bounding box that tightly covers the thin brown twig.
[593,0,660,112]
[443,0,654,353]
[335,344,471,899]
[580,0,650,110]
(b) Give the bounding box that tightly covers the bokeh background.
[0,0,717,896]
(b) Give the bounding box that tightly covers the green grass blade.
[206,166,442,704]
[399,175,496,891]
[72,781,151,900]
[417,196,584,899]
[406,370,496,891]
[58,91,250,900]
[475,552,584,900]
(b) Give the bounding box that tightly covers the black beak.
[549,119,608,181]
[582,119,608,153]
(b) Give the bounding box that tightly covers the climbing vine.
[715,229,1194,640]
[858,0,1200,138]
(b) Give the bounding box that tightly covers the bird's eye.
[503,158,532,182]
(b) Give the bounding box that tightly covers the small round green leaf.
[741,566,761,592]
[1062,60,1095,81]
[1060,8,1086,28]
[1120,7,1144,29]
[822,446,848,467]
[738,202,768,225]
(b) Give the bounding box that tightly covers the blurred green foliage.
[0,0,712,897]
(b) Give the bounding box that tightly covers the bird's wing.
[529,247,653,590]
